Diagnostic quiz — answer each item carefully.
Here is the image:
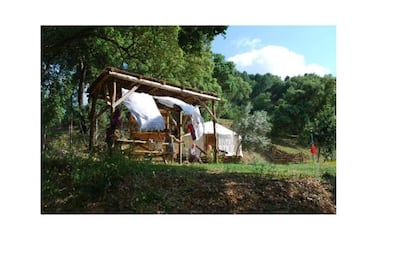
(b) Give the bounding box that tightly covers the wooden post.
[167,111,170,129]
[113,85,138,108]
[111,81,117,113]
[178,111,183,164]
[212,100,218,163]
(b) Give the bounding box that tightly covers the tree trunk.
[89,95,97,151]
[42,126,47,151]
[77,60,88,134]
[77,60,87,107]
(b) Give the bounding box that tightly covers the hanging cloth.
[153,96,205,140]
[122,89,165,131]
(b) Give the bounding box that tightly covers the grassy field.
[42,151,336,213]
[42,128,336,214]
[189,162,335,180]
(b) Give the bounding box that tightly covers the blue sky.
[212,26,336,78]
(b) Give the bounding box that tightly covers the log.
[178,111,183,164]
[111,81,116,112]
[200,101,219,123]
[113,85,139,108]
[108,71,220,102]
[117,138,148,144]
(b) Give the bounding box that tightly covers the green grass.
[42,128,336,213]
[42,152,336,213]
[273,136,310,153]
[189,162,335,180]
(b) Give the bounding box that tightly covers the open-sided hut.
[87,67,221,163]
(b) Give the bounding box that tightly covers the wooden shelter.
[87,67,220,163]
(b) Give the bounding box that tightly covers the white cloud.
[236,38,262,49]
[228,45,331,78]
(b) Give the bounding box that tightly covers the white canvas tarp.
[153,96,204,140]
[183,121,243,157]
[122,89,165,131]
[153,96,194,115]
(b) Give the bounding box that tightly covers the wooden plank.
[111,81,117,112]
[170,116,178,128]
[149,87,159,93]
[129,131,166,141]
[131,150,165,154]
[200,101,219,122]
[117,138,147,144]
[117,138,168,145]
[178,111,183,164]
[113,85,138,108]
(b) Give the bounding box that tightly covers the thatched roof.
[88,67,219,105]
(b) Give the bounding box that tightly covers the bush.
[232,104,272,152]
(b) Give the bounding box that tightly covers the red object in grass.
[310,144,317,154]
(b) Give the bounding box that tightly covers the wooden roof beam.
[108,71,220,102]
[149,87,159,93]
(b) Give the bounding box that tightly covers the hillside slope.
[42,155,336,214]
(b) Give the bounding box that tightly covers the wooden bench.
[117,133,169,162]
[129,131,166,142]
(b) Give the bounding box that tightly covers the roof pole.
[111,80,117,113]
[178,111,183,164]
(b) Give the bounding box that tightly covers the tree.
[246,73,284,114]
[272,74,327,136]
[41,26,228,140]
[178,26,227,53]
[41,65,74,149]
[304,104,336,161]
[212,54,252,118]
[177,46,222,93]
[303,75,336,160]
[232,104,272,152]
[250,73,281,99]
[42,26,126,132]
[252,91,273,113]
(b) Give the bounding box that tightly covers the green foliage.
[178,48,222,93]
[252,91,273,113]
[42,150,335,213]
[42,152,166,212]
[178,26,227,53]
[272,74,323,135]
[212,54,252,118]
[238,73,336,158]
[41,26,226,114]
[232,104,272,151]
[304,104,336,160]
[41,65,74,129]
[41,26,336,162]
[265,74,335,138]
[250,73,283,99]
[301,75,336,160]
[41,26,336,214]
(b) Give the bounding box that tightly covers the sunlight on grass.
[191,161,335,180]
